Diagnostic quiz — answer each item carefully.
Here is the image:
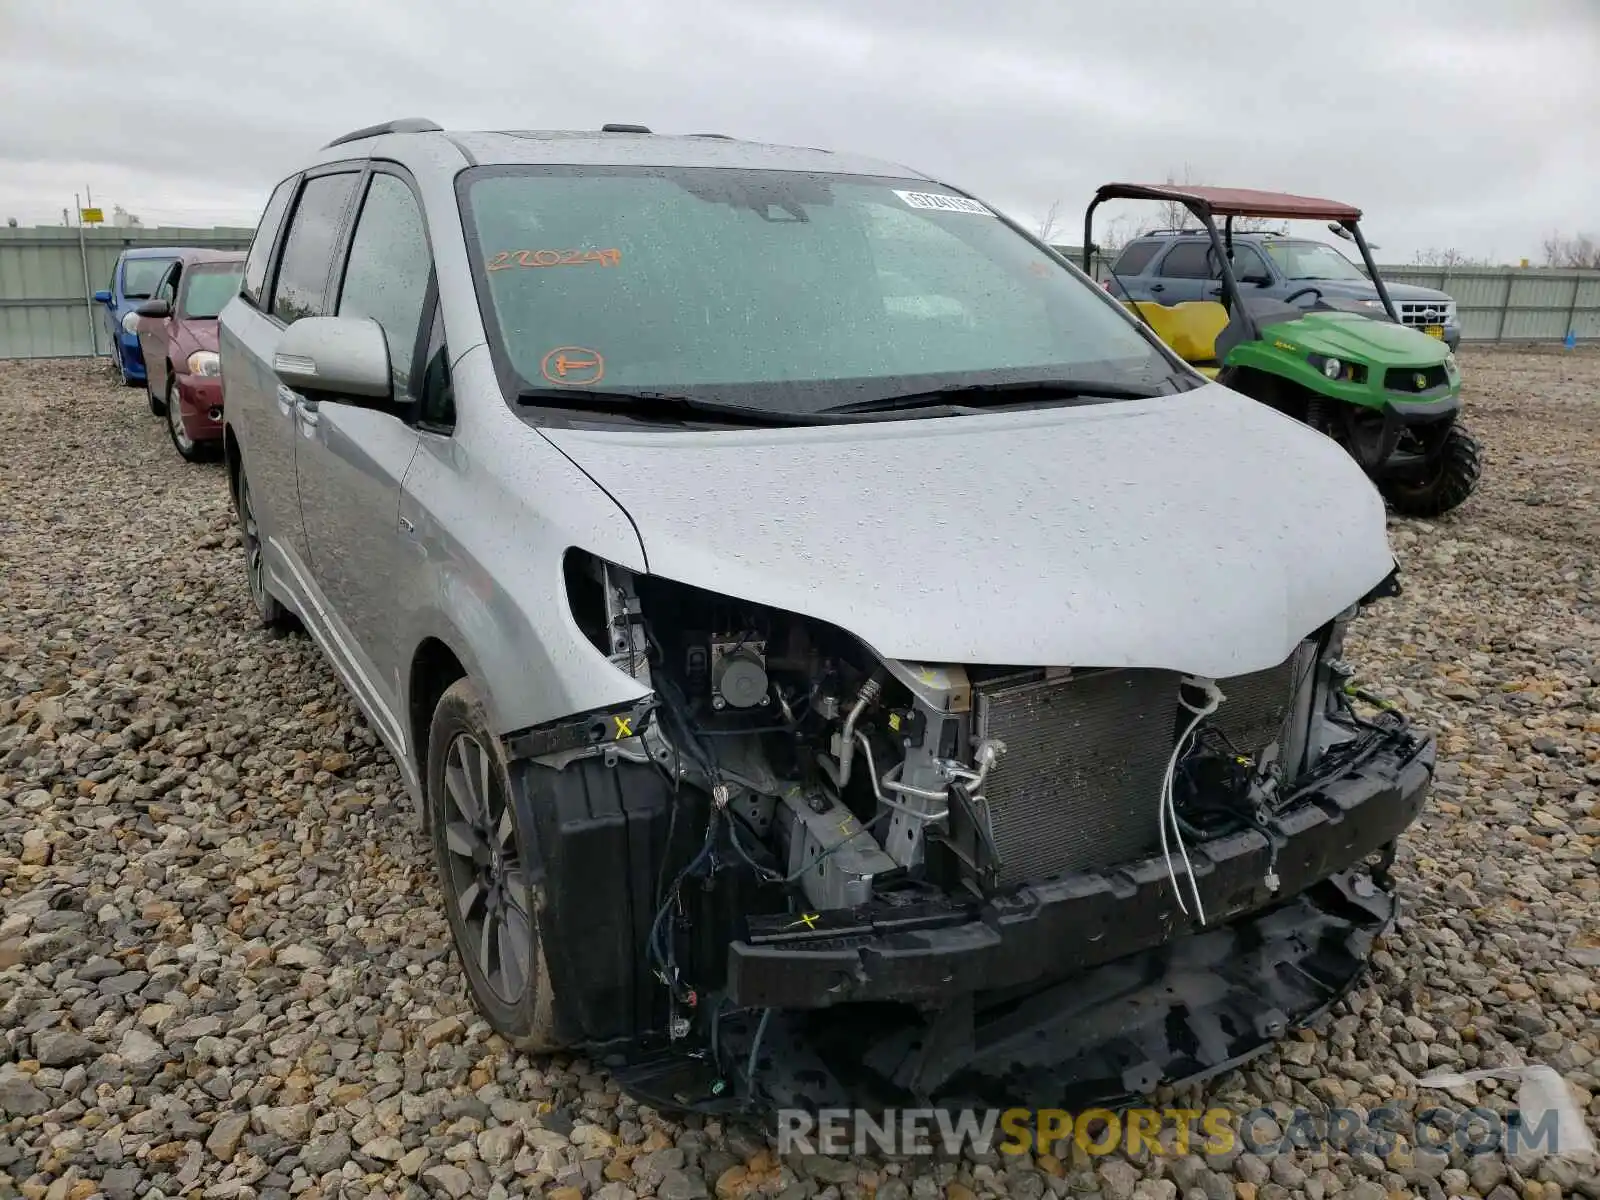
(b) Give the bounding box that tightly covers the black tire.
[1380,423,1483,519]
[235,468,293,629]
[427,678,562,1051]
[165,376,216,463]
[114,344,140,388]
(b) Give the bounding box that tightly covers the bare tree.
[1153,164,1198,232]
[1035,198,1064,244]
[1541,231,1600,269]
[1097,215,1135,255]
[1147,164,1285,235]
[1411,247,1491,268]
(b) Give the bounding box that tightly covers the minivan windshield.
[461,166,1182,419]
[1262,239,1368,282]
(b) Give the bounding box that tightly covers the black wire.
[725,804,889,886]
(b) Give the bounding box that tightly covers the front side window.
[1263,240,1367,281]
[181,264,246,319]
[1157,242,1210,279]
[271,172,360,324]
[337,172,433,393]
[460,166,1179,419]
[156,264,180,306]
[243,176,297,306]
[123,257,175,300]
[1210,244,1270,280]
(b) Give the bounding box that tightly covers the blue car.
[94,246,202,385]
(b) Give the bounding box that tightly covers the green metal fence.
[0,225,255,359]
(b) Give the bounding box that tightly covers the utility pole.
[75,192,97,357]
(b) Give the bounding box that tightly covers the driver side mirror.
[135,299,171,319]
[93,289,113,304]
[273,316,394,404]
[1240,271,1273,287]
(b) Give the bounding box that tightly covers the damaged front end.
[507,552,1433,1114]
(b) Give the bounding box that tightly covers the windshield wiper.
[515,387,819,427]
[820,377,1175,416]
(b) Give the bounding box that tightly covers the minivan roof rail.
[323,118,443,149]
[601,123,653,133]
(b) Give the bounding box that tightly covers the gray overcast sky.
[3,0,1596,262]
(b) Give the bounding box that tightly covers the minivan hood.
[542,384,1396,679]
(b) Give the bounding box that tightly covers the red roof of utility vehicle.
[1092,183,1363,222]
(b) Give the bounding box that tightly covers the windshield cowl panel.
[458,164,1181,427]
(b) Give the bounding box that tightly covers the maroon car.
[134,249,245,462]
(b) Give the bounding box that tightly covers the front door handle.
[1149,282,1166,294]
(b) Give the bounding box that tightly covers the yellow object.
[80,207,103,224]
[1125,300,1229,367]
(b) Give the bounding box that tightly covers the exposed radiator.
[974,668,1178,887]
[1210,641,1318,762]
[970,645,1316,889]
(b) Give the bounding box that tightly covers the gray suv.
[218,118,1432,1111]
[1107,230,1462,350]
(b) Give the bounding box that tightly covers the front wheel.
[165,378,217,463]
[428,678,562,1051]
[1380,423,1483,518]
[236,469,293,629]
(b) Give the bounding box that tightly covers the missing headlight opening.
[552,549,1432,1112]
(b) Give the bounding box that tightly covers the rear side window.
[1110,241,1161,275]
[242,177,297,307]
[1157,242,1210,279]
[270,172,360,324]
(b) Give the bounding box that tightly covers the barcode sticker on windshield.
[893,190,993,216]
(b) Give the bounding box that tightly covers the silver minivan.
[218,118,1433,1112]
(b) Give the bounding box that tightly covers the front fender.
[396,345,652,746]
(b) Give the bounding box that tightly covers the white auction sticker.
[893,190,993,216]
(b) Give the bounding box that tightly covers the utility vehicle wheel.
[165,377,214,462]
[1380,423,1482,519]
[427,678,562,1052]
[235,470,293,629]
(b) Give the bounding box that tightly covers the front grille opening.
[969,646,1315,889]
[1384,364,1449,393]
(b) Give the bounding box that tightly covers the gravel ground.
[2,350,1597,1200]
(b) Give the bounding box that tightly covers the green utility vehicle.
[1085,183,1482,517]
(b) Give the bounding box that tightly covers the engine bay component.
[551,555,1430,1118]
[711,636,769,709]
[774,786,898,910]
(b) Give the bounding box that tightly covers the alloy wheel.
[440,733,532,1005]
[239,478,267,608]
[167,381,195,455]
